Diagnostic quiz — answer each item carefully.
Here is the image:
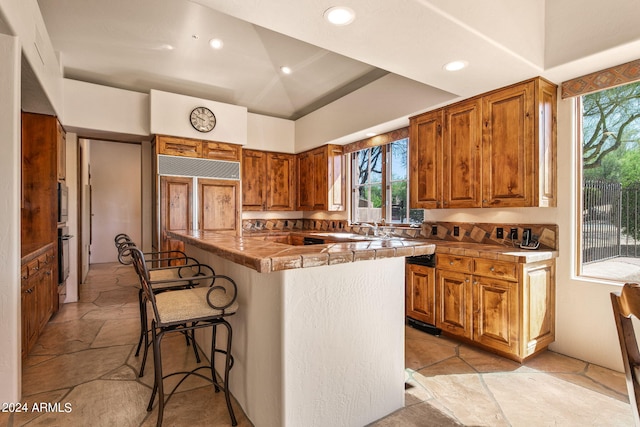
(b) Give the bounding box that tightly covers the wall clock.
[189,106,216,133]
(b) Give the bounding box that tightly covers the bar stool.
[129,245,238,427]
[115,235,206,376]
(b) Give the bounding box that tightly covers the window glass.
[579,81,640,282]
[351,137,424,224]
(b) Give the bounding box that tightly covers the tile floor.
[2,262,635,426]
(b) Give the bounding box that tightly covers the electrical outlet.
[509,228,518,240]
[496,227,504,239]
[453,226,460,237]
[431,225,438,235]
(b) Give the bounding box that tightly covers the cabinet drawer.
[37,253,50,267]
[436,254,473,273]
[21,265,29,281]
[158,137,202,158]
[474,259,518,281]
[27,259,40,276]
[203,141,241,161]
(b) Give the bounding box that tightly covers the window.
[352,138,424,224]
[578,80,640,282]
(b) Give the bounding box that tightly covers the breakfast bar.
[167,230,435,427]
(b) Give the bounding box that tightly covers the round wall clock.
[189,106,216,132]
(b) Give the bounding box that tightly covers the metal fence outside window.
[583,180,640,263]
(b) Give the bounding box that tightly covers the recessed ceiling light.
[192,34,200,40]
[366,132,377,137]
[280,66,292,75]
[209,38,223,49]
[324,6,355,26]
[443,60,468,71]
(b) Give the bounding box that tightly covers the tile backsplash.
[241,219,558,251]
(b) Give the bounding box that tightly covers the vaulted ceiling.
[28,0,640,125]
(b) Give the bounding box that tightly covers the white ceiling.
[30,0,640,127]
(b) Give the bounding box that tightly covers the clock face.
[190,107,216,132]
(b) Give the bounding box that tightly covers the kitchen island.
[168,229,435,427]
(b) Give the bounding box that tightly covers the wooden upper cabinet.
[409,77,557,209]
[444,98,482,208]
[198,178,240,235]
[297,144,345,211]
[409,110,442,209]
[266,152,296,211]
[482,81,534,207]
[242,149,296,211]
[242,149,267,211]
[203,141,241,161]
[157,135,202,158]
[156,135,241,161]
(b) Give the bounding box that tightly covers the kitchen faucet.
[360,221,380,237]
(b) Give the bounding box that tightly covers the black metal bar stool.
[115,235,207,376]
[128,245,238,427]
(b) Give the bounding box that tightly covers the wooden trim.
[343,127,409,154]
[561,58,640,98]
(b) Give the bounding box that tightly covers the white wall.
[63,79,149,137]
[89,141,142,263]
[0,32,22,403]
[150,90,248,145]
[79,139,91,282]
[246,113,295,153]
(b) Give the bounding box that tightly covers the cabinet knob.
[465,278,470,283]
[449,261,454,265]
[490,267,495,272]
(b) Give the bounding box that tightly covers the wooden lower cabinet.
[198,178,240,234]
[405,263,436,325]
[21,245,57,358]
[433,254,555,362]
[159,176,192,255]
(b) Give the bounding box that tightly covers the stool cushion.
[155,287,238,325]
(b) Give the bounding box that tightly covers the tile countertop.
[167,230,557,273]
[167,230,435,273]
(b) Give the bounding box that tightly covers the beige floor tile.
[523,349,588,373]
[22,345,133,396]
[141,385,251,427]
[417,356,477,377]
[413,372,510,426]
[48,302,99,323]
[11,388,71,426]
[484,371,634,426]
[404,369,435,405]
[458,344,522,373]
[92,317,141,348]
[29,318,105,355]
[585,363,628,398]
[93,286,139,307]
[406,335,458,371]
[368,401,463,426]
[23,380,150,427]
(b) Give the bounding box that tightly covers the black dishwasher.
[406,254,441,336]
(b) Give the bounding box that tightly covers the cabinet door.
[436,269,472,339]
[443,98,482,208]
[198,178,240,235]
[242,149,266,210]
[160,176,192,254]
[522,260,555,357]
[203,141,241,161]
[312,148,328,210]
[406,264,436,325]
[410,110,443,209]
[297,151,315,210]
[473,276,519,355]
[37,266,54,330]
[266,152,296,211]
[482,81,534,207]
[157,136,202,158]
[21,268,37,358]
